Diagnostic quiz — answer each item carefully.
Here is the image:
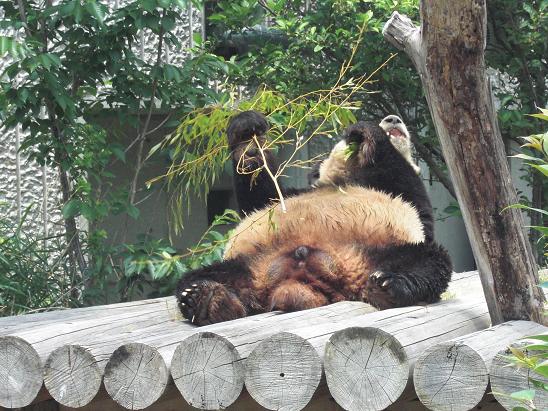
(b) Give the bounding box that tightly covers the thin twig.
[253,135,287,212]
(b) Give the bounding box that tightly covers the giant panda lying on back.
[176,110,452,325]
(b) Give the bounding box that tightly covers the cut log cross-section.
[104,342,169,410]
[382,0,545,324]
[324,327,409,411]
[170,332,245,410]
[244,332,323,411]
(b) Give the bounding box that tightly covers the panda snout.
[293,246,310,261]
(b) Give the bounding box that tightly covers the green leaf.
[0,36,28,58]
[172,0,187,9]
[313,44,323,52]
[510,153,544,162]
[85,1,105,24]
[529,113,548,121]
[530,164,548,178]
[528,226,548,235]
[526,335,548,343]
[504,204,548,216]
[127,204,140,219]
[510,389,535,402]
[111,146,126,163]
[62,200,81,219]
[533,361,548,378]
[140,0,157,12]
[161,15,176,31]
[73,2,83,23]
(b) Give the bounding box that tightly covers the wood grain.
[44,344,101,408]
[324,327,408,411]
[245,332,322,411]
[0,336,43,408]
[104,343,169,410]
[171,332,244,410]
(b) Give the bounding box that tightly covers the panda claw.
[381,280,391,288]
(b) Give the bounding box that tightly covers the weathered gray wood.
[0,296,180,334]
[171,332,244,410]
[104,343,169,410]
[490,343,548,410]
[415,343,487,411]
[383,2,545,325]
[43,345,101,408]
[0,271,486,410]
[414,320,547,411]
[324,327,409,411]
[245,332,323,411]
[0,336,43,408]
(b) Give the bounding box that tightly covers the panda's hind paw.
[177,280,246,326]
[365,271,413,310]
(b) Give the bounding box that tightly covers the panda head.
[315,121,387,186]
[379,115,411,149]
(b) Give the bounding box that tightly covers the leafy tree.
[203,0,547,260]
[0,0,233,306]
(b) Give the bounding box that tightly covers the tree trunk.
[383,1,545,324]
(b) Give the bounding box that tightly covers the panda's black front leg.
[364,242,452,309]
[176,258,262,325]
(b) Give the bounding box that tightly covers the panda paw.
[177,280,246,326]
[365,271,414,310]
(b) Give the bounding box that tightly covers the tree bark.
[383,1,545,324]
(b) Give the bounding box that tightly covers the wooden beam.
[382,1,545,324]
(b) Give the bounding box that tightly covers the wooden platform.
[1,271,546,411]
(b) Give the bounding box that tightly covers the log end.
[44,344,102,408]
[324,327,409,411]
[104,342,168,410]
[414,342,488,411]
[171,332,244,410]
[245,332,322,411]
[0,336,43,408]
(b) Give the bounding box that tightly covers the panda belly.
[224,185,425,260]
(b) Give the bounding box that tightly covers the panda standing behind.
[176,111,452,325]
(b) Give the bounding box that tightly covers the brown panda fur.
[176,111,452,325]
